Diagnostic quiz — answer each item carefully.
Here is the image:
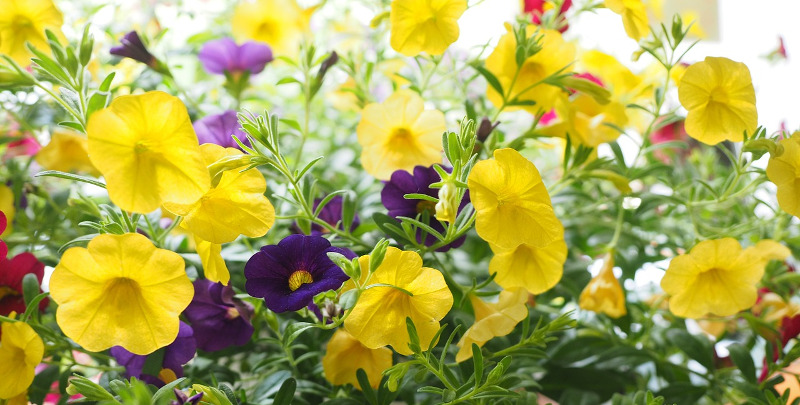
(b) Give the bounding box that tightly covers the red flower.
[0,211,7,259]
[523,0,572,32]
[0,252,48,316]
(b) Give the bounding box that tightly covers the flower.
[381,166,469,251]
[579,253,627,318]
[231,0,312,56]
[488,238,567,295]
[297,195,360,236]
[0,186,12,237]
[193,235,230,285]
[163,144,274,244]
[344,247,453,355]
[322,329,393,389]
[0,252,47,316]
[110,322,196,387]
[4,136,40,160]
[678,57,757,145]
[649,118,692,164]
[660,239,790,319]
[485,26,575,114]
[245,235,355,313]
[35,130,99,176]
[198,38,273,76]
[87,91,211,214]
[389,0,467,56]
[0,320,44,399]
[0,0,63,66]
[0,211,6,259]
[467,148,563,250]
[456,288,528,362]
[193,111,251,150]
[50,233,194,355]
[357,90,445,180]
[523,0,572,32]
[767,133,800,217]
[183,279,254,352]
[110,31,162,72]
[605,0,648,41]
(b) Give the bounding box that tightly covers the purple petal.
[236,41,273,74]
[193,110,250,149]
[198,38,239,74]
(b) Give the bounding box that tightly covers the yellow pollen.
[288,270,314,291]
[226,306,241,319]
[0,286,19,301]
[158,368,178,384]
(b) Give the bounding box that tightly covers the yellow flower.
[579,253,627,318]
[389,0,467,56]
[35,130,99,176]
[50,233,193,355]
[678,57,757,145]
[0,320,44,399]
[605,0,649,41]
[163,144,275,244]
[0,184,13,237]
[489,238,566,294]
[486,25,574,114]
[322,329,393,389]
[543,93,629,147]
[660,239,790,319]
[194,235,230,286]
[345,247,453,355]
[467,148,563,250]
[0,0,63,66]
[357,90,444,180]
[767,133,800,217]
[232,0,312,56]
[455,288,528,362]
[87,91,211,214]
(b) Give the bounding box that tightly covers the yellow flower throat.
[288,270,313,291]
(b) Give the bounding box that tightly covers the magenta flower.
[193,110,251,149]
[198,38,273,76]
[245,235,355,313]
[0,250,48,316]
[183,279,254,352]
[110,322,196,387]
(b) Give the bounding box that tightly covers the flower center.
[11,15,34,30]
[389,127,414,144]
[416,199,436,214]
[256,20,278,41]
[0,285,19,301]
[134,140,150,154]
[105,277,142,304]
[225,306,241,320]
[288,270,314,291]
[709,87,729,104]
[158,368,178,384]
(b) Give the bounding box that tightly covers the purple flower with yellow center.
[198,38,273,76]
[110,322,196,387]
[183,279,254,352]
[381,165,470,252]
[244,235,356,313]
[193,111,251,149]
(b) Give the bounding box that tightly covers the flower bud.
[435,181,458,223]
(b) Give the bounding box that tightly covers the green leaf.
[35,170,105,188]
[665,329,714,370]
[58,121,85,132]
[273,378,296,405]
[474,65,504,97]
[728,343,756,383]
[472,343,484,389]
[152,378,187,404]
[22,273,40,307]
[405,317,422,354]
[276,77,301,85]
[357,369,378,405]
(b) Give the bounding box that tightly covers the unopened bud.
[434,182,459,223]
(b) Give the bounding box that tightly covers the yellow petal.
[390,0,467,56]
[322,329,393,389]
[579,254,627,318]
[455,288,528,362]
[194,234,230,285]
[605,0,649,41]
[489,239,566,294]
[35,130,99,176]
[0,184,14,237]
[0,321,44,399]
[0,0,63,66]
[767,134,800,217]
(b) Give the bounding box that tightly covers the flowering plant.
[1,0,799,404]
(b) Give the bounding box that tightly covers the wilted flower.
[193,235,230,285]
[245,235,355,313]
[0,0,63,65]
[456,288,528,362]
[110,322,196,386]
[322,329,392,389]
[198,38,273,76]
[389,0,467,56]
[50,233,194,354]
[579,253,627,318]
[0,320,44,399]
[183,279,254,352]
[193,111,251,150]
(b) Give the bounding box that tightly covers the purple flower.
[110,31,160,69]
[245,235,356,313]
[110,322,196,387]
[295,196,360,236]
[381,165,470,252]
[198,38,273,76]
[193,110,251,149]
[183,279,254,352]
[171,388,203,405]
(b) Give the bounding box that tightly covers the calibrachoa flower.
[183,279,254,352]
[456,288,528,362]
[524,0,572,31]
[110,31,161,70]
[35,130,99,176]
[488,238,567,295]
[193,235,230,285]
[357,90,445,180]
[0,186,12,237]
[486,26,574,114]
[0,251,47,316]
[467,148,563,250]
[110,322,196,386]
[0,211,6,259]
[579,253,627,318]
[198,38,273,76]
[381,165,468,251]
[767,133,800,217]
[163,144,275,244]
[322,329,392,389]
[87,91,211,214]
[389,0,467,57]
[0,320,44,399]
[4,136,40,160]
[50,233,193,354]
[245,235,355,313]
[678,57,757,145]
[0,0,63,65]
[193,111,251,150]
[661,239,790,319]
[605,0,648,41]
[231,0,312,56]
[345,247,453,355]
